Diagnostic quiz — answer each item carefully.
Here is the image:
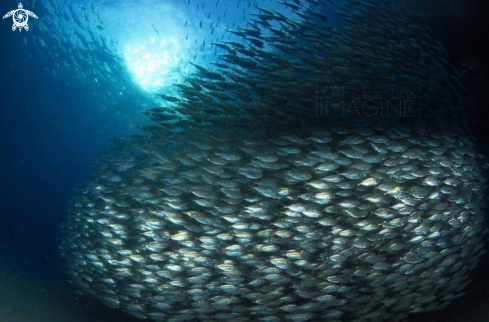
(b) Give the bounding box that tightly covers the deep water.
[1,0,489,321]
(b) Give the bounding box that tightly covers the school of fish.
[61,0,488,321]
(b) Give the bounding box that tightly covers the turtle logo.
[3,3,38,32]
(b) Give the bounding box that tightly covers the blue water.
[1,0,489,321]
[0,1,291,320]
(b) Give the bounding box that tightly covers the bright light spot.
[123,36,184,92]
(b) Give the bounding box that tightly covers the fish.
[156,93,180,103]
[61,0,487,321]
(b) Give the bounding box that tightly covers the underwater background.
[1,0,489,321]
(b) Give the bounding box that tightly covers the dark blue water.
[1,0,489,321]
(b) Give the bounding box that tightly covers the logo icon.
[3,3,38,32]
